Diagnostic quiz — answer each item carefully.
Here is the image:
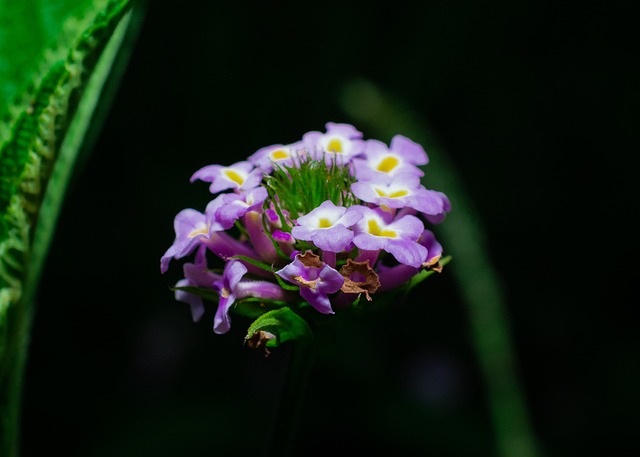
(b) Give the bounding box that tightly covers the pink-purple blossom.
[302,122,366,165]
[291,200,362,252]
[351,172,451,219]
[351,206,428,268]
[353,135,428,182]
[174,247,221,322]
[216,186,268,229]
[248,142,306,173]
[191,160,263,194]
[213,260,289,334]
[276,251,344,314]
[160,197,225,273]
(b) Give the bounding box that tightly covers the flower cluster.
[161,123,451,347]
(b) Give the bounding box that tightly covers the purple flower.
[420,229,443,265]
[212,260,248,334]
[353,135,428,182]
[351,172,450,218]
[302,122,365,165]
[213,260,290,334]
[422,191,452,224]
[248,142,306,173]
[190,160,263,194]
[276,251,344,314]
[175,248,222,322]
[160,197,225,273]
[351,206,428,268]
[291,200,362,252]
[377,229,444,291]
[215,186,268,229]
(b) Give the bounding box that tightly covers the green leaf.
[245,307,312,350]
[272,271,300,292]
[231,298,286,320]
[230,255,274,273]
[171,286,219,302]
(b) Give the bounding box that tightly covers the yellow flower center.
[318,217,332,228]
[376,156,399,173]
[374,188,409,198]
[224,169,245,185]
[271,149,289,160]
[367,219,397,238]
[188,226,208,238]
[326,138,343,153]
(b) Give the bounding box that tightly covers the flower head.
[161,123,450,347]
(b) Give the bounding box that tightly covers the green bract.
[263,155,358,230]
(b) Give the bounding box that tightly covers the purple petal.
[224,260,248,291]
[325,122,363,139]
[420,229,443,264]
[291,200,360,252]
[388,214,425,240]
[275,252,343,314]
[306,224,354,253]
[213,296,234,334]
[390,135,428,165]
[385,239,428,268]
[174,278,206,322]
[300,287,334,314]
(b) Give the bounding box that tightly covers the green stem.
[267,339,315,457]
[340,80,542,457]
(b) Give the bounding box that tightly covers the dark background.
[21,1,637,456]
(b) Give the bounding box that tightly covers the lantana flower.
[161,123,451,352]
[190,160,263,194]
[351,172,451,220]
[291,200,362,253]
[351,206,428,268]
[248,142,305,173]
[302,122,366,165]
[353,134,428,182]
[275,251,344,314]
[160,197,225,273]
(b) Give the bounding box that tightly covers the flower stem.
[267,338,315,457]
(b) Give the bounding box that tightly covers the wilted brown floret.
[246,330,276,357]
[339,259,381,301]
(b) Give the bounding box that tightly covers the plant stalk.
[267,338,315,457]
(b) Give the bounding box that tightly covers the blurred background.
[20,1,637,456]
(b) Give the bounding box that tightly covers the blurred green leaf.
[0,1,139,456]
[0,0,94,122]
